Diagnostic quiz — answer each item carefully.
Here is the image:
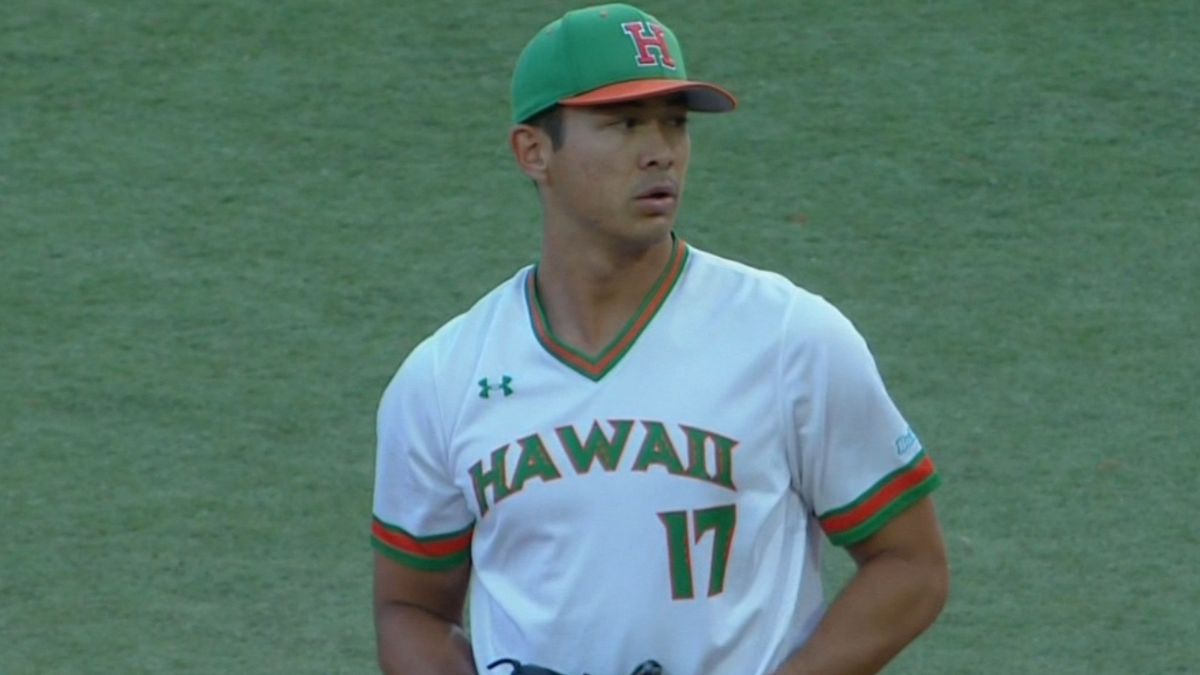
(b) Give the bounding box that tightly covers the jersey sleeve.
[372,337,475,570]
[783,295,940,547]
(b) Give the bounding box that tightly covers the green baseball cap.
[511,3,737,124]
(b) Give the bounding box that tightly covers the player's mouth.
[633,181,679,215]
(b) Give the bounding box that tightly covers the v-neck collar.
[524,238,690,382]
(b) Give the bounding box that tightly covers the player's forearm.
[773,550,949,675]
[375,601,477,675]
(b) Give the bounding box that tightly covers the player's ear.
[510,124,551,185]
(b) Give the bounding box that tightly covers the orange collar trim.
[525,240,690,381]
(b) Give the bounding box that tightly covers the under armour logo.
[478,375,514,399]
[621,21,677,69]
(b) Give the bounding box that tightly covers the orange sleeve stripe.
[819,454,937,535]
[370,519,473,558]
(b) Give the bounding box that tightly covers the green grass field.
[3,1,1198,673]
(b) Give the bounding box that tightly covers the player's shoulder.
[685,244,857,342]
[686,245,837,315]
[384,266,531,387]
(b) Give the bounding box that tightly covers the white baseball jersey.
[372,238,940,675]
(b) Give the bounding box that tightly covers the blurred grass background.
[3,1,1197,672]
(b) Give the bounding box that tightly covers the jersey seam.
[441,268,532,465]
[777,289,802,505]
[430,320,477,535]
[429,335,454,475]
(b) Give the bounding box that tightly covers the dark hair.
[525,105,564,150]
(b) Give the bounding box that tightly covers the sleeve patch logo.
[894,428,921,457]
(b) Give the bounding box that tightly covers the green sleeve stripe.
[827,472,941,547]
[371,536,471,571]
[820,450,931,520]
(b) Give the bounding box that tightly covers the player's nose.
[638,122,678,170]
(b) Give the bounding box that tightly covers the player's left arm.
[772,496,949,675]
[778,294,950,674]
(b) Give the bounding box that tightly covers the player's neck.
[535,227,675,356]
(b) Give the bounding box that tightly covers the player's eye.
[622,117,640,129]
[671,116,689,128]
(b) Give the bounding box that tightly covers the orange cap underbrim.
[560,79,737,112]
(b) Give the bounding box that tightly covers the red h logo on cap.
[621,21,677,69]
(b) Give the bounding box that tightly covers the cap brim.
[560,79,737,112]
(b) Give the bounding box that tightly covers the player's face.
[546,95,691,245]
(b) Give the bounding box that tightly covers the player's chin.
[632,213,678,239]
[631,203,681,232]
[611,215,675,249]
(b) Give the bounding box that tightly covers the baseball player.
[372,4,949,674]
